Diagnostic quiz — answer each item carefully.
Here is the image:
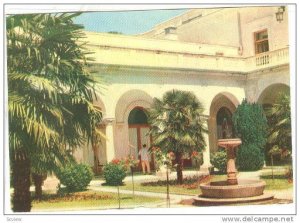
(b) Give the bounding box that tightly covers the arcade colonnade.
[73,75,290,172]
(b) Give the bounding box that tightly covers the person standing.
[139,144,151,174]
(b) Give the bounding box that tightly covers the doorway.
[128,107,154,170]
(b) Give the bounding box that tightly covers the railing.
[245,47,289,71]
[256,53,270,66]
[88,39,289,73]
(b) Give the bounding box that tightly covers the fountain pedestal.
[217,138,241,185]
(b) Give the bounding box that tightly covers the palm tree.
[265,93,291,152]
[7,13,102,211]
[148,90,208,184]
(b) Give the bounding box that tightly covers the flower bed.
[34,191,114,203]
[141,175,211,189]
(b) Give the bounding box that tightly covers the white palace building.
[73,6,291,172]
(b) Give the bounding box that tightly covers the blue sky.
[73,9,187,35]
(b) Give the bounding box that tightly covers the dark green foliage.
[103,162,127,186]
[264,93,291,167]
[233,99,268,171]
[56,164,94,192]
[232,99,268,148]
[210,150,227,173]
[237,144,265,171]
[265,93,291,150]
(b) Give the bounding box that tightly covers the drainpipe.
[237,12,243,55]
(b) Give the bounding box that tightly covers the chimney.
[164,26,178,40]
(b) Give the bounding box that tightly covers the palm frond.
[7,13,103,175]
[148,90,207,153]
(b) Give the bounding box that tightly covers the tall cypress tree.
[232,99,268,170]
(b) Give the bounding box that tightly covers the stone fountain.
[194,137,273,205]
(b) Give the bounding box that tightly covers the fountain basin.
[200,179,266,199]
[218,138,242,148]
[193,138,274,206]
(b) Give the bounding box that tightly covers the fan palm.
[148,90,208,184]
[7,13,102,211]
[265,93,291,151]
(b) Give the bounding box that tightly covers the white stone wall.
[239,7,289,57]
[176,8,240,47]
[245,65,290,103]
[83,64,290,167]
[92,67,246,162]
[141,7,289,57]
[77,6,290,168]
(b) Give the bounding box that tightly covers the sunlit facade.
[73,6,290,172]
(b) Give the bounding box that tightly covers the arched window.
[128,107,148,125]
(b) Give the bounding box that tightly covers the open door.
[128,107,154,170]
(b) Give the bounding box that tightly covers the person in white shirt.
[139,144,151,174]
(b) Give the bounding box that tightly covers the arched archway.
[113,89,153,162]
[257,83,290,165]
[208,92,239,153]
[257,83,290,106]
[115,89,153,123]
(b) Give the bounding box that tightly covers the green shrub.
[56,164,93,192]
[210,150,227,173]
[233,99,268,148]
[103,159,127,186]
[233,99,268,171]
[237,144,264,171]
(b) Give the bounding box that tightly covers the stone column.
[200,116,212,174]
[226,146,238,185]
[104,118,115,162]
[208,116,217,153]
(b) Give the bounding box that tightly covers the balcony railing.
[87,35,289,73]
[245,47,289,71]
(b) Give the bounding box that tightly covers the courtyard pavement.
[41,167,293,203]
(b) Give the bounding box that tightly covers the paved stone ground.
[40,167,293,209]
